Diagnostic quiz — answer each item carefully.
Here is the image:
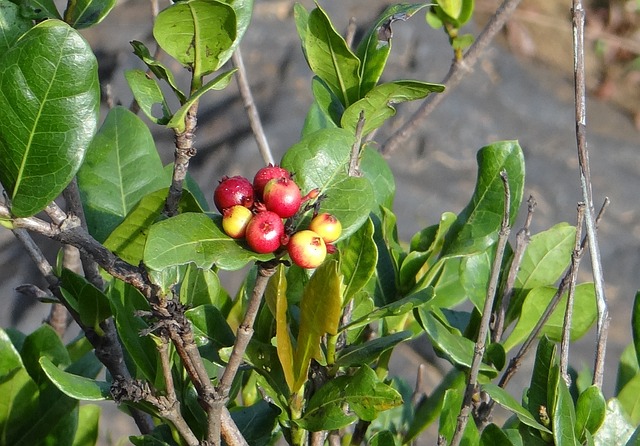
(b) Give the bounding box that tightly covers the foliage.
[0,0,634,445]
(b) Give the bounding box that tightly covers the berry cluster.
[214,165,342,269]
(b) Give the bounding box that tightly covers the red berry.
[214,176,254,213]
[245,211,285,253]
[263,177,301,218]
[253,164,292,200]
[222,205,253,239]
[287,230,326,269]
[309,213,342,243]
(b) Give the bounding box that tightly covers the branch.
[571,0,609,390]
[232,47,275,165]
[451,171,511,446]
[382,0,525,155]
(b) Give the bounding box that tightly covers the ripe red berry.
[222,205,253,239]
[214,176,254,213]
[245,211,285,253]
[309,213,342,243]
[287,230,327,269]
[253,164,292,200]
[263,177,302,218]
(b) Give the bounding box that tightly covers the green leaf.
[355,3,430,96]
[504,284,597,351]
[77,106,166,242]
[167,68,237,132]
[633,292,640,370]
[343,287,434,332]
[39,357,110,401]
[439,388,461,441]
[186,305,235,364]
[303,76,343,135]
[281,128,375,239]
[336,330,412,367]
[144,212,273,271]
[618,373,640,425]
[153,0,236,78]
[442,141,525,256]
[548,365,579,446]
[438,0,463,20]
[0,326,24,375]
[72,404,100,446]
[63,0,116,28]
[594,399,636,445]
[527,336,556,429]
[297,365,402,431]
[264,265,295,392]
[180,263,229,310]
[460,250,492,311]
[0,19,99,217]
[370,431,399,446]
[482,383,552,434]
[130,40,186,103]
[60,268,111,330]
[617,344,639,394]
[21,325,70,386]
[480,423,518,446]
[359,145,396,212]
[17,0,61,20]
[0,1,32,54]
[575,386,606,441]
[339,217,377,302]
[125,69,172,124]
[415,308,497,376]
[104,188,203,266]
[342,80,444,136]
[230,400,280,446]
[303,3,360,106]
[293,260,344,392]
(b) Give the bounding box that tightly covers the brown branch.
[232,47,275,165]
[451,171,511,446]
[382,0,525,155]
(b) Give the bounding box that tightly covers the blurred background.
[1,0,638,443]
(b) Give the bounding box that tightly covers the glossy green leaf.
[104,188,203,266]
[229,400,280,446]
[167,68,236,132]
[297,365,402,431]
[438,388,461,442]
[16,0,61,20]
[483,383,552,434]
[480,423,518,446]
[293,260,344,392]
[107,280,158,382]
[39,357,110,401]
[264,265,295,391]
[0,2,32,54]
[617,344,639,394]
[633,292,640,370]
[186,305,235,364]
[504,284,597,351]
[548,365,579,446]
[144,212,273,271]
[342,287,433,332]
[153,0,236,78]
[438,0,463,19]
[281,128,375,239]
[77,106,165,242]
[125,69,172,124]
[404,369,465,443]
[359,145,396,212]
[72,404,100,446]
[303,4,360,106]
[0,326,23,375]
[130,40,186,103]
[369,210,400,306]
[594,399,636,445]
[442,141,524,256]
[435,0,474,26]
[370,431,398,446]
[527,336,556,429]
[339,218,377,302]
[60,268,111,330]
[576,386,606,441]
[460,250,492,311]
[180,263,228,310]
[342,80,444,136]
[293,2,309,57]
[303,76,343,135]
[218,0,252,48]
[21,325,70,386]
[63,0,116,28]
[618,373,640,424]
[415,308,497,376]
[336,330,412,366]
[356,3,430,96]
[0,20,99,217]
[0,364,40,445]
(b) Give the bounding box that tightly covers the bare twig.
[571,0,609,390]
[382,0,524,155]
[560,203,586,385]
[492,195,536,342]
[232,47,275,165]
[345,17,357,49]
[451,171,511,446]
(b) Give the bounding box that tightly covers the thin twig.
[345,17,357,49]
[382,0,524,155]
[451,171,511,446]
[560,203,586,385]
[492,195,536,342]
[232,47,275,165]
[571,0,609,390]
